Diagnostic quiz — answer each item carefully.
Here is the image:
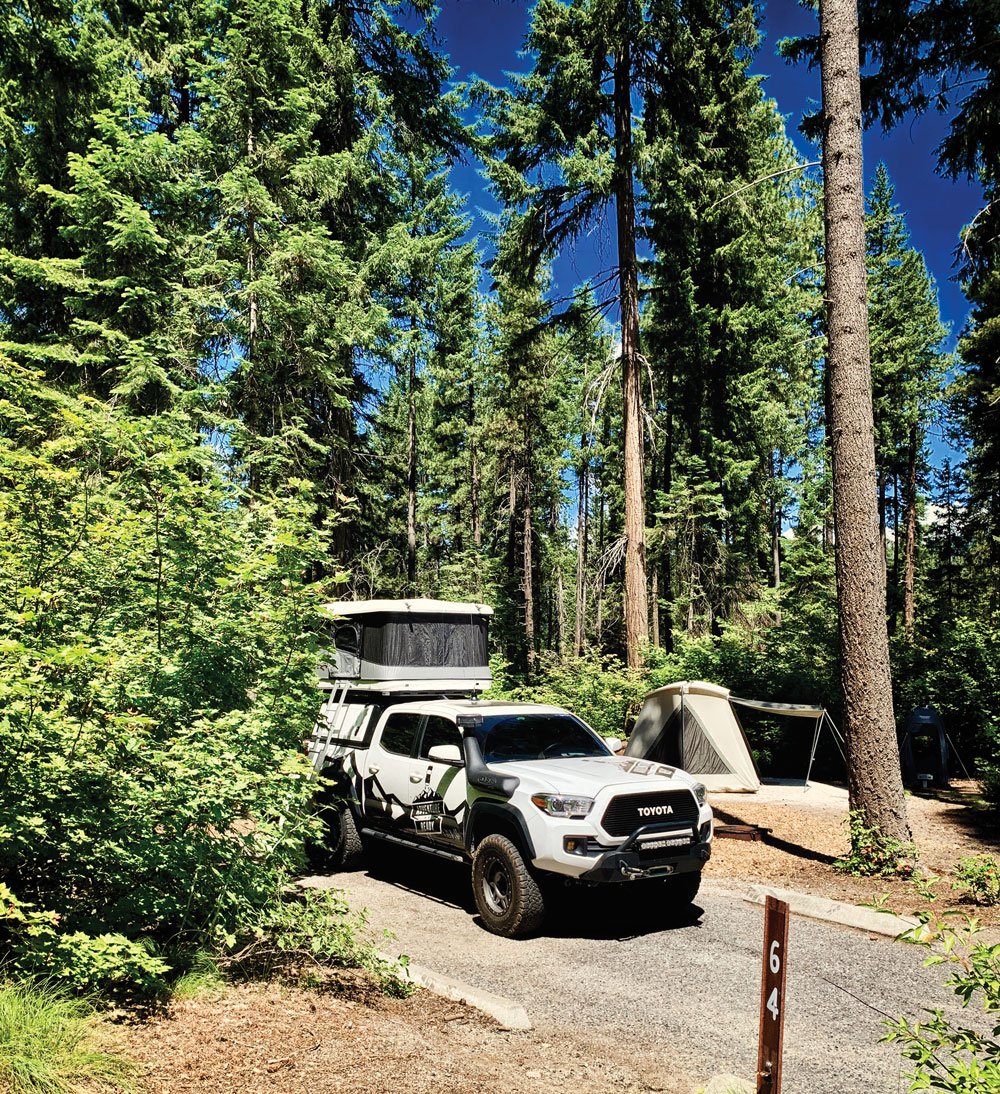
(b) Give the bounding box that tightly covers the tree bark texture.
[819,0,910,841]
[522,479,536,675]
[468,380,482,550]
[406,344,418,589]
[614,19,649,667]
[903,424,918,637]
[575,433,589,656]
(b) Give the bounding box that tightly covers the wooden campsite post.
[757,895,790,1093]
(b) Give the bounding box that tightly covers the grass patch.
[0,980,137,1093]
[171,953,226,1002]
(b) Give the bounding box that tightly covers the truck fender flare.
[318,764,362,816]
[466,800,536,861]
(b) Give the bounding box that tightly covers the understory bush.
[0,361,348,999]
[885,914,1000,1091]
[953,855,1000,907]
[225,887,413,997]
[834,811,918,878]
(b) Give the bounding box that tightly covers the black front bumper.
[577,823,711,883]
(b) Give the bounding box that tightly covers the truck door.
[412,715,468,849]
[362,711,423,831]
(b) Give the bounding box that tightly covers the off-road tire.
[472,834,546,938]
[308,785,364,872]
[328,804,363,869]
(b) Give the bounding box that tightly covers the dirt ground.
[122,972,690,1094]
[705,779,1000,926]
[123,780,999,1093]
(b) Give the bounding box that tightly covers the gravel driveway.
[307,851,977,1094]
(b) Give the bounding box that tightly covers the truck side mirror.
[427,743,462,764]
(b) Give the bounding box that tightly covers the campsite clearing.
[122,779,998,1094]
[707,778,1000,926]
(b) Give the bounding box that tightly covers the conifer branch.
[707,161,821,210]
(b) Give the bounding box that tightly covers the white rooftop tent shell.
[625,681,836,792]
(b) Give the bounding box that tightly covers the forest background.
[1,0,998,998]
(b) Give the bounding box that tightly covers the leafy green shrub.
[11,934,170,1007]
[834,811,918,878]
[0,885,168,1003]
[490,652,647,738]
[953,855,1000,907]
[0,979,137,1093]
[884,913,1000,1092]
[0,361,335,999]
[225,888,414,998]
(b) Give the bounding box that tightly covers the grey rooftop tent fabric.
[318,599,493,685]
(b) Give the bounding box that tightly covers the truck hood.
[493,755,700,797]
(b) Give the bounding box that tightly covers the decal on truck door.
[409,770,446,833]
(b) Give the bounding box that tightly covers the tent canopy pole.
[805,714,823,785]
[945,733,974,781]
[804,712,849,785]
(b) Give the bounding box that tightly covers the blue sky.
[434,0,983,351]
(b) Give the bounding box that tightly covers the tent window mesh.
[357,613,488,668]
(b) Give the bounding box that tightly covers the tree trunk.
[771,451,782,591]
[523,479,536,675]
[771,451,783,627]
[903,424,918,638]
[556,568,566,658]
[650,569,659,648]
[575,433,589,656]
[614,16,648,668]
[819,0,910,841]
[469,380,482,551]
[406,344,418,590]
[660,416,674,653]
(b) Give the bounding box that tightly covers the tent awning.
[730,696,825,719]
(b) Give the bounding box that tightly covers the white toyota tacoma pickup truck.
[312,696,713,937]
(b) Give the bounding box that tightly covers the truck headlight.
[530,793,594,818]
[693,782,707,806]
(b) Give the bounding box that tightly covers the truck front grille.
[600,789,699,838]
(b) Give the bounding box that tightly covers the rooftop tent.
[318,599,493,689]
[625,681,762,792]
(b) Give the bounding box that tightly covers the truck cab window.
[418,716,463,760]
[379,712,422,756]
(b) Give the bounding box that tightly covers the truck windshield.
[474,714,611,763]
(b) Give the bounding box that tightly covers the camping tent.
[318,599,493,689]
[625,681,843,791]
[899,706,949,789]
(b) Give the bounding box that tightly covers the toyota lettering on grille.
[638,804,674,817]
